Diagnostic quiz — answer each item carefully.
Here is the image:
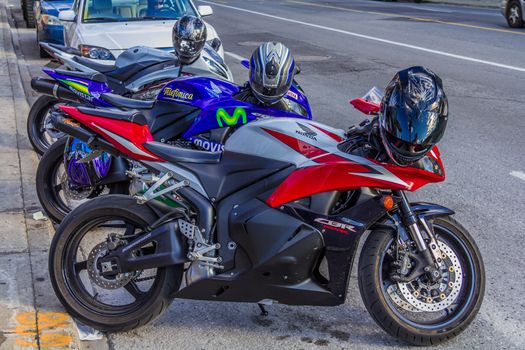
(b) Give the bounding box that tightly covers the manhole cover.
[295,55,331,62]
[238,41,265,47]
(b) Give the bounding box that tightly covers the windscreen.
[82,0,197,22]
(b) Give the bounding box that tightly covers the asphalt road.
[9,0,525,349]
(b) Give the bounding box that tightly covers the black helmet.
[249,42,296,105]
[379,66,448,166]
[172,15,207,65]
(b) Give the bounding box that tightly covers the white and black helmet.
[172,15,207,65]
[249,42,296,105]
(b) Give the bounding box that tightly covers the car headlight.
[42,14,61,25]
[79,45,115,60]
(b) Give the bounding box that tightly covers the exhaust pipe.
[49,111,121,157]
[31,77,83,103]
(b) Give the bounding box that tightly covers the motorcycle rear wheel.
[36,137,129,223]
[27,95,63,155]
[358,216,485,345]
[49,195,183,332]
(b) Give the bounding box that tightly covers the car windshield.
[82,0,197,22]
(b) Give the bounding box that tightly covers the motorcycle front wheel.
[36,137,129,223]
[358,216,485,346]
[27,95,64,155]
[49,195,183,332]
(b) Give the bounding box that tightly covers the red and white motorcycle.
[46,90,484,346]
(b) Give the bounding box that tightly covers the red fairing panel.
[349,98,381,115]
[266,130,445,208]
[59,105,163,162]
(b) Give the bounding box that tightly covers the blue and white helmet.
[249,42,296,105]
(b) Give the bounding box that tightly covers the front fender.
[370,202,454,235]
[410,202,455,219]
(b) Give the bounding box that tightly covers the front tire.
[507,1,524,28]
[49,195,183,332]
[358,216,485,345]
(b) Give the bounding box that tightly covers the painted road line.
[510,171,525,182]
[199,0,525,73]
[225,51,247,62]
[288,0,525,36]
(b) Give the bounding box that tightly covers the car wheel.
[24,0,36,28]
[40,45,50,58]
[37,32,49,58]
[507,1,524,28]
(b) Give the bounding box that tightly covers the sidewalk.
[0,0,106,348]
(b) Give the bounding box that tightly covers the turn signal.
[383,195,394,210]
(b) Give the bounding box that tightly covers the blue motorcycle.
[35,72,312,223]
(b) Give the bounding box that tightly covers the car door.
[62,0,81,46]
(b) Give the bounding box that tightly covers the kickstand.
[257,303,269,316]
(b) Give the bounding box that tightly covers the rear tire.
[49,195,183,332]
[358,216,485,345]
[36,137,129,223]
[27,95,62,155]
[24,0,36,28]
[507,1,524,28]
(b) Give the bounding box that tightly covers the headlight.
[42,14,61,25]
[79,45,115,60]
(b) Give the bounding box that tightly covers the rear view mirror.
[58,10,76,22]
[198,5,213,17]
[210,38,221,52]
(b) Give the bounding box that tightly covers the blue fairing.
[157,76,312,141]
[37,0,73,45]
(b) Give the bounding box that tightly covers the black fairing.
[283,193,388,301]
[171,155,394,305]
[146,100,199,141]
[178,151,291,201]
[175,202,340,306]
[76,100,199,142]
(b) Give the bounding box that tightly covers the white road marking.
[510,171,525,182]
[200,0,525,73]
[225,51,247,61]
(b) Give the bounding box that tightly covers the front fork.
[394,190,443,282]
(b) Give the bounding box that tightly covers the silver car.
[501,0,525,27]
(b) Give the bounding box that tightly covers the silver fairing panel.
[224,118,346,168]
[225,118,412,188]
[125,45,234,92]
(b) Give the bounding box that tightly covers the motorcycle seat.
[75,103,198,139]
[73,47,177,83]
[77,106,148,125]
[100,93,154,110]
[55,68,107,83]
[72,56,116,74]
[144,141,221,164]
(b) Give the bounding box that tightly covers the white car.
[58,0,223,60]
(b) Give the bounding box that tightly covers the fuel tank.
[156,76,240,107]
[223,118,346,167]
